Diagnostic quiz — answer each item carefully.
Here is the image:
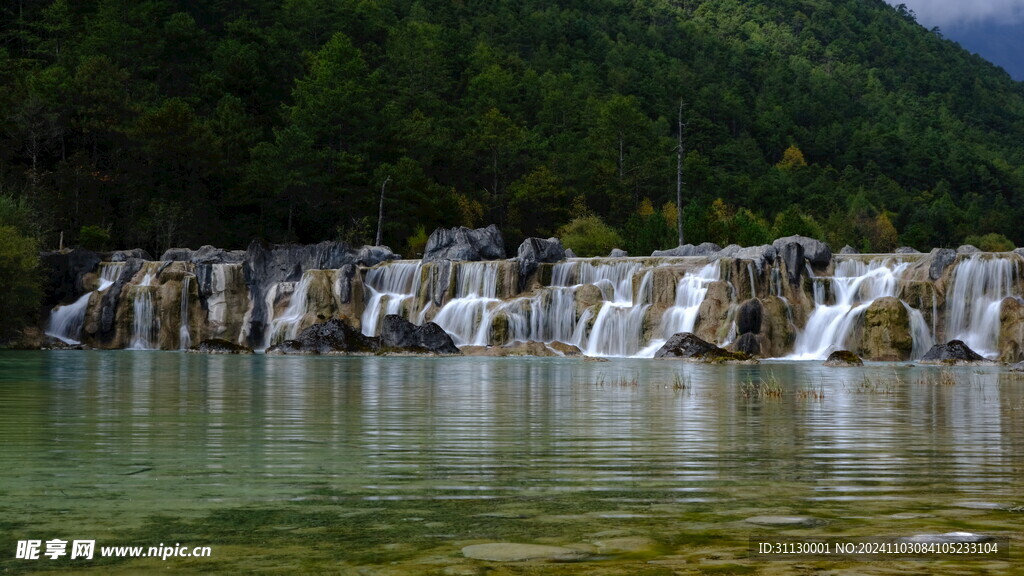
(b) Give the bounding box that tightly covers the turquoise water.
[1,352,1021,574]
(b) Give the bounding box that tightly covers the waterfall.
[129,274,158,350]
[582,271,652,357]
[179,276,192,350]
[361,261,422,336]
[45,293,92,344]
[945,255,1020,358]
[266,273,314,345]
[789,258,911,360]
[552,260,641,303]
[98,262,124,291]
[635,264,719,357]
[431,262,502,345]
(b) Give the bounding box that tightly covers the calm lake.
[1,351,1021,574]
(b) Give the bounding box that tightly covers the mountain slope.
[1,0,1023,254]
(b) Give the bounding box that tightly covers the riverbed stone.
[655,332,754,363]
[901,532,993,543]
[743,515,823,527]
[461,543,588,562]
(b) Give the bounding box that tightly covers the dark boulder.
[654,332,754,362]
[1010,361,1024,372]
[379,315,461,354]
[565,248,577,258]
[517,237,566,290]
[920,340,987,364]
[266,318,379,355]
[423,224,505,262]
[771,235,831,266]
[736,299,763,335]
[652,242,722,258]
[824,350,864,367]
[928,248,957,281]
[733,332,761,356]
[778,241,805,286]
[39,248,102,307]
[189,339,254,354]
[191,245,246,264]
[110,248,153,262]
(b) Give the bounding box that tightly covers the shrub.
[406,225,429,257]
[0,225,41,342]
[78,225,111,251]
[556,215,623,257]
[964,232,1014,252]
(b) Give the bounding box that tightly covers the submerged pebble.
[461,543,589,562]
[901,532,993,543]
[743,515,823,527]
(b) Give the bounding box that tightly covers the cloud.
[887,0,1024,28]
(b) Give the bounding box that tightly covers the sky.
[885,0,1024,80]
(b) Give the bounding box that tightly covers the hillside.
[2,0,1024,257]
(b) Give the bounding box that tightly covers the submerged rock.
[824,350,863,367]
[424,224,505,262]
[461,543,588,562]
[900,532,993,544]
[744,516,823,527]
[655,332,755,363]
[379,315,460,354]
[920,340,988,364]
[651,242,721,257]
[771,235,831,266]
[460,340,579,357]
[190,338,253,354]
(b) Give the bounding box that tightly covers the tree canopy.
[2,0,1023,256]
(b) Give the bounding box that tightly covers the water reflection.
[0,352,1021,533]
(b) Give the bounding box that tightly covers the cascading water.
[432,262,502,345]
[637,263,720,357]
[45,293,92,344]
[266,273,314,345]
[789,258,931,360]
[46,262,127,344]
[130,274,157,350]
[582,270,652,357]
[945,255,1021,358]
[361,261,422,336]
[179,276,192,350]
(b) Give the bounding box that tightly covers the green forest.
[3,0,1024,262]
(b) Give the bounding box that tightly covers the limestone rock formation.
[716,244,777,271]
[824,350,863,366]
[423,224,505,262]
[733,332,761,356]
[771,235,831,266]
[736,299,763,334]
[840,245,859,254]
[928,248,957,281]
[894,246,921,254]
[608,248,628,257]
[998,297,1024,363]
[694,281,731,343]
[920,340,988,364]
[778,241,804,286]
[858,296,913,361]
[110,248,153,262]
[652,242,721,257]
[461,340,580,357]
[956,245,981,254]
[517,237,566,290]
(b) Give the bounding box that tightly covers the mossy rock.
[824,349,863,366]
